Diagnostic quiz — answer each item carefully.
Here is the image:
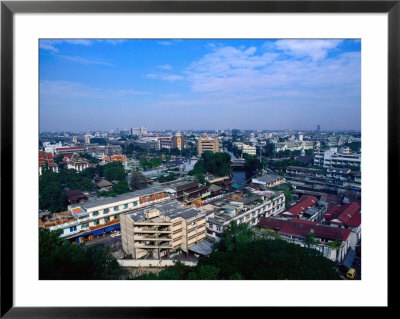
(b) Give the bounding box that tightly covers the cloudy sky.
[39,39,361,132]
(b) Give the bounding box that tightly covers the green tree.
[197,265,220,280]
[243,153,262,173]
[103,162,126,181]
[112,180,131,195]
[39,228,122,280]
[130,171,148,190]
[39,170,68,213]
[264,142,276,158]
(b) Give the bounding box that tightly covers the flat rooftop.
[70,187,170,210]
[126,200,204,223]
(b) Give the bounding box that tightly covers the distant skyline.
[40,39,361,132]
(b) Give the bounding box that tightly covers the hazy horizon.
[40,39,361,132]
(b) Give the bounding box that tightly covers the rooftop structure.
[199,189,285,242]
[39,151,58,175]
[257,217,352,262]
[280,196,319,219]
[252,174,284,188]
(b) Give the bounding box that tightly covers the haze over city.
[39,39,361,132]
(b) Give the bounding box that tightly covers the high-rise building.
[197,136,220,155]
[317,124,321,132]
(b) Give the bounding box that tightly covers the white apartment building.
[314,148,361,168]
[200,190,286,242]
[233,142,257,155]
[41,187,176,243]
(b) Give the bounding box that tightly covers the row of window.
[91,202,139,217]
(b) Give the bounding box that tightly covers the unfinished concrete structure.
[120,200,206,259]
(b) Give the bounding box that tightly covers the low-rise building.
[257,217,352,262]
[251,174,284,188]
[55,146,85,155]
[39,151,58,175]
[66,189,88,204]
[60,153,90,171]
[170,179,210,203]
[279,196,319,220]
[322,202,361,249]
[233,142,257,155]
[314,148,361,168]
[199,189,285,242]
[40,187,176,243]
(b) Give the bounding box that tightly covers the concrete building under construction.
[120,200,206,259]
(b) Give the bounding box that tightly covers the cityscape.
[39,39,361,280]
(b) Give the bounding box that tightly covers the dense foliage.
[130,171,148,190]
[39,169,68,213]
[102,162,127,181]
[133,222,340,280]
[243,153,263,173]
[189,151,231,179]
[39,228,122,280]
[97,180,131,197]
[140,157,162,170]
[39,161,129,213]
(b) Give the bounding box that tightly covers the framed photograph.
[1,0,395,316]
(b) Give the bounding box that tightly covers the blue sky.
[39,39,361,132]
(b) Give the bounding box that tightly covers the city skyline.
[40,39,361,132]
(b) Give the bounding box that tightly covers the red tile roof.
[286,196,318,216]
[258,217,351,241]
[39,151,57,168]
[324,202,361,227]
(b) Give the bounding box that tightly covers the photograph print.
[39,39,361,280]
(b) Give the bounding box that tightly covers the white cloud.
[145,73,184,81]
[63,39,93,46]
[157,64,172,70]
[275,39,342,61]
[39,41,58,52]
[57,55,114,66]
[158,41,172,46]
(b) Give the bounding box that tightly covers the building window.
[114,206,119,211]
[104,208,109,214]
[93,211,99,217]
[60,229,64,235]
[82,223,88,229]
[114,214,119,220]
[124,204,128,209]
[94,220,99,226]
[132,202,138,207]
[104,217,109,223]
[70,226,77,232]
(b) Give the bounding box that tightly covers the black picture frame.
[1,0,395,317]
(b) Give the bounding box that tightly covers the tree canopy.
[189,151,231,178]
[102,162,127,181]
[39,228,122,280]
[130,171,148,190]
